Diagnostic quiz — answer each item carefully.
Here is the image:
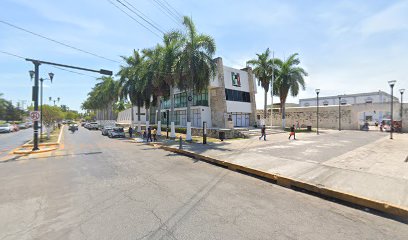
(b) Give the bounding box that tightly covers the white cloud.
[359,1,408,36]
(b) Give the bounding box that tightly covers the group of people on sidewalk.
[259,125,296,141]
[127,126,157,142]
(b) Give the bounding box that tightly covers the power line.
[0,50,102,79]
[0,50,25,59]
[0,19,121,64]
[107,0,162,38]
[161,0,183,19]
[116,0,165,34]
[122,0,165,33]
[150,0,183,28]
[51,66,100,79]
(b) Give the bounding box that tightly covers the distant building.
[299,91,399,107]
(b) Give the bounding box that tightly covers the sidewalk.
[160,130,408,219]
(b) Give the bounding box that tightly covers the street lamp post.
[338,96,341,131]
[400,89,405,132]
[316,89,320,135]
[39,72,54,141]
[26,58,112,151]
[388,80,396,139]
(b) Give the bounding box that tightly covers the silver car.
[108,127,125,138]
[101,126,113,136]
[0,123,12,133]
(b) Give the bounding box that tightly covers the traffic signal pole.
[26,58,112,151]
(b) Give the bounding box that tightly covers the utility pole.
[26,58,112,151]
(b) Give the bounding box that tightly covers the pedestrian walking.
[128,126,133,138]
[152,128,157,141]
[142,130,147,141]
[289,125,296,140]
[147,127,152,142]
[259,125,266,141]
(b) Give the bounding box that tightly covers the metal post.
[33,62,40,151]
[338,96,341,131]
[203,121,207,144]
[391,85,394,139]
[400,89,405,132]
[316,91,320,135]
[40,79,43,141]
[179,136,182,149]
[166,109,169,139]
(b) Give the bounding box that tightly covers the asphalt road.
[0,127,407,240]
[0,128,31,158]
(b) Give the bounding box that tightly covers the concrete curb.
[13,126,64,155]
[160,145,408,219]
[13,146,59,155]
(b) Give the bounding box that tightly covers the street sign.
[30,111,41,121]
[187,96,193,102]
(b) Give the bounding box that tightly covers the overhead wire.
[0,50,101,79]
[161,0,183,19]
[121,0,165,33]
[0,19,121,64]
[107,0,162,38]
[150,0,183,28]
[116,0,165,34]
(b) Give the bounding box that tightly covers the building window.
[225,89,251,102]
[230,112,250,127]
[161,90,208,109]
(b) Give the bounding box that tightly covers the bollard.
[179,136,182,149]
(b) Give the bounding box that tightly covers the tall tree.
[160,31,183,134]
[247,48,274,121]
[117,50,145,130]
[176,16,216,140]
[273,53,308,129]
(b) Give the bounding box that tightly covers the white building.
[299,91,399,107]
[117,57,258,128]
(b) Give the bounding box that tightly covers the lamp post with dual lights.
[315,89,320,135]
[49,97,60,106]
[39,73,54,140]
[388,80,396,139]
[400,89,405,131]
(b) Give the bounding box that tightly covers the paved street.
[0,127,407,240]
[0,129,31,159]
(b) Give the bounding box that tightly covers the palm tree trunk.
[170,86,176,138]
[137,102,141,133]
[281,96,286,129]
[131,103,134,128]
[186,89,192,141]
[264,89,268,120]
[157,95,161,136]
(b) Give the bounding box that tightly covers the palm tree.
[247,48,274,121]
[160,31,183,137]
[83,76,118,123]
[117,50,145,131]
[176,16,216,140]
[140,46,162,128]
[273,53,308,129]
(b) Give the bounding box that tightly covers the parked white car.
[0,123,13,133]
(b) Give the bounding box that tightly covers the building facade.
[299,91,399,107]
[117,57,257,128]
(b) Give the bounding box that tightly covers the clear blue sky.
[1,0,407,111]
